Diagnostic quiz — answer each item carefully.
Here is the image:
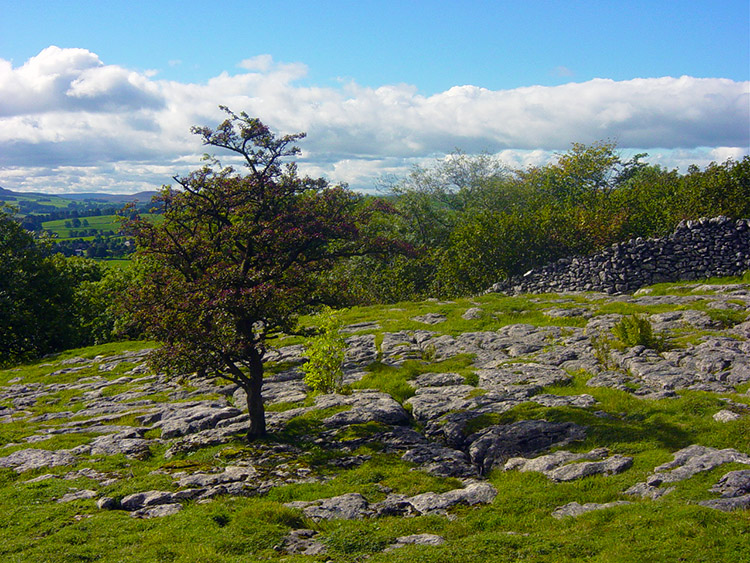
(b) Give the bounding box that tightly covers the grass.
[41,213,162,240]
[1,279,750,561]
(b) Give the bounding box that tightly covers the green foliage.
[123,107,399,439]
[611,314,667,350]
[302,307,347,393]
[345,146,750,302]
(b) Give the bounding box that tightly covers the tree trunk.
[244,350,266,440]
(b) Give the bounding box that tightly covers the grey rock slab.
[177,465,257,488]
[0,448,77,473]
[468,420,586,475]
[386,534,445,551]
[531,394,597,408]
[319,391,410,427]
[89,431,151,459]
[401,443,477,478]
[504,448,609,473]
[552,501,631,519]
[381,331,437,365]
[290,492,371,521]
[282,529,327,556]
[713,409,742,422]
[477,363,572,391]
[546,455,633,482]
[461,307,483,320]
[371,494,421,518]
[623,482,675,499]
[344,333,378,368]
[709,469,750,498]
[58,489,98,503]
[97,497,118,510]
[406,482,497,514]
[647,445,750,485]
[413,372,466,388]
[412,313,447,325]
[148,403,242,439]
[406,384,480,422]
[120,490,176,511]
[131,503,183,519]
[699,494,750,512]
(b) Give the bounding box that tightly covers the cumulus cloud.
[0,46,747,193]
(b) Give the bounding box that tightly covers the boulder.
[0,448,77,473]
[467,420,586,475]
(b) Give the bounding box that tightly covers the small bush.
[612,314,666,350]
[302,307,347,393]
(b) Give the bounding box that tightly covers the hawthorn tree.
[124,108,397,440]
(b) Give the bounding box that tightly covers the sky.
[0,0,748,194]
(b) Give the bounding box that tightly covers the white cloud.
[0,47,747,193]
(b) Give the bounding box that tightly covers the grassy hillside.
[42,213,163,240]
[0,279,748,562]
[42,214,123,238]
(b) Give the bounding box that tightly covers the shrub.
[612,314,666,350]
[302,307,347,393]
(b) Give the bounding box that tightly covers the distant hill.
[0,186,158,204]
[63,191,159,203]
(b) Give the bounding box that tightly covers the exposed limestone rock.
[623,482,675,499]
[287,492,370,521]
[282,529,327,555]
[131,503,183,519]
[551,501,631,519]
[413,372,466,388]
[713,409,742,422]
[0,448,77,473]
[461,307,483,320]
[176,465,257,488]
[285,482,497,521]
[412,313,448,325]
[318,390,410,427]
[405,482,497,514]
[477,363,572,391]
[467,420,586,475]
[505,449,609,473]
[699,495,750,511]
[504,448,632,481]
[626,445,750,500]
[58,489,97,503]
[545,455,633,482]
[120,490,176,511]
[89,429,152,459]
[386,534,445,551]
[709,469,750,498]
[401,443,476,478]
[97,497,118,510]
[139,402,243,439]
[647,445,750,485]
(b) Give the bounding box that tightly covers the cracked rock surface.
[1,280,749,532]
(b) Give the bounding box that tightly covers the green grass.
[41,213,162,240]
[1,279,750,562]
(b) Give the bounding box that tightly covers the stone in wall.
[488,217,750,295]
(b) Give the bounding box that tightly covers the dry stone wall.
[489,216,750,295]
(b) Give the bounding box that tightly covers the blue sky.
[0,0,748,193]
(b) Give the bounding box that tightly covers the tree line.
[334,144,749,302]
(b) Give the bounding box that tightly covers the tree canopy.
[124,108,396,439]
